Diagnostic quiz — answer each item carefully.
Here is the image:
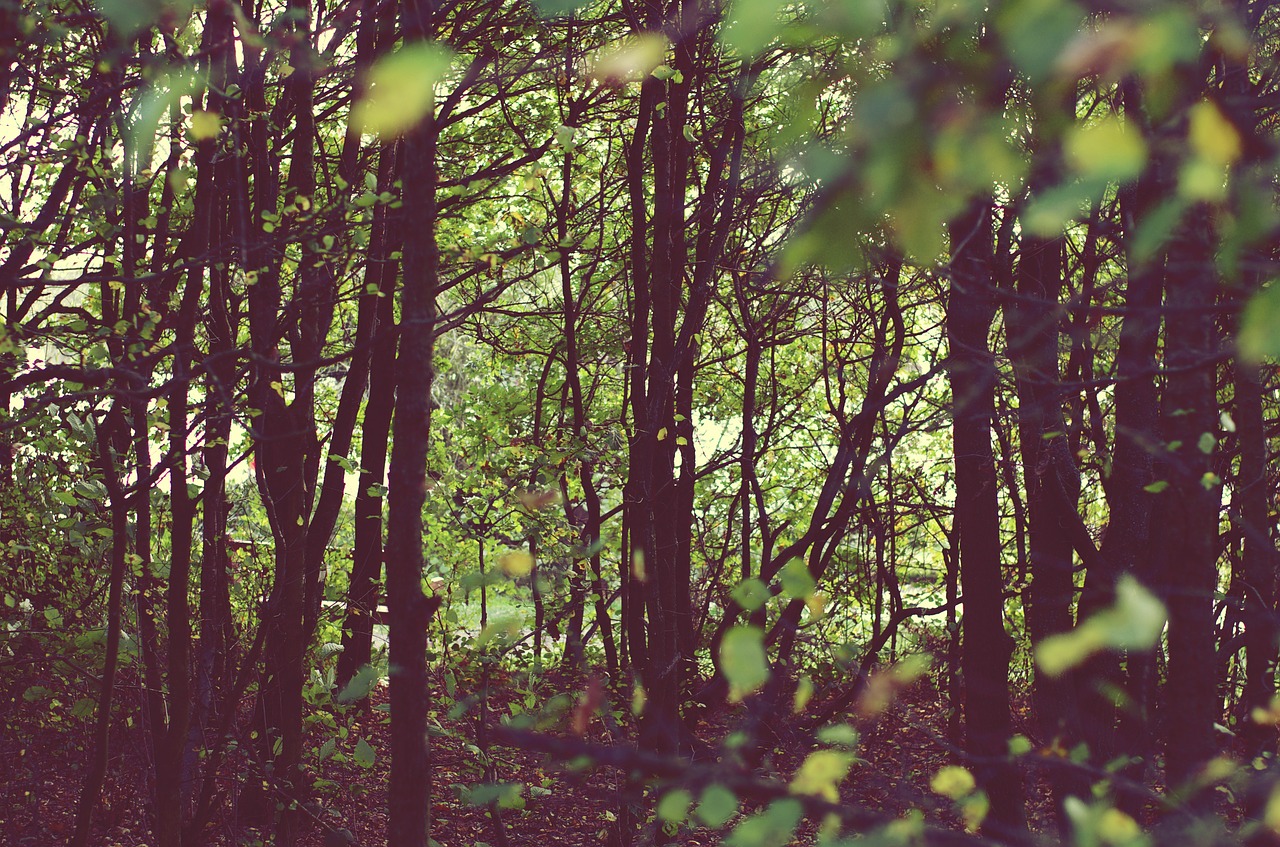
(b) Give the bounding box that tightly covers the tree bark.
[947,199,1026,838]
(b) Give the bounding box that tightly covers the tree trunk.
[385,5,443,846]
[947,199,1026,837]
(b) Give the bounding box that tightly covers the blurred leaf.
[931,765,976,799]
[996,0,1086,83]
[336,663,380,704]
[352,43,454,138]
[1188,101,1242,166]
[721,0,787,56]
[724,799,803,847]
[721,625,770,702]
[1239,282,1280,361]
[500,549,534,577]
[657,789,693,823]
[531,0,591,17]
[730,577,770,612]
[779,558,816,599]
[189,109,221,141]
[1065,116,1146,182]
[696,784,739,827]
[790,750,853,801]
[1035,575,1166,677]
[589,34,667,84]
[95,0,192,35]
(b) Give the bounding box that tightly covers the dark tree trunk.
[1086,104,1164,776]
[1005,158,1086,823]
[947,199,1026,837]
[385,5,443,846]
[1157,205,1221,790]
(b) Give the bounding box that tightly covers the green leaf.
[351,44,454,138]
[189,109,221,141]
[779,559,816,599]
[816,723,859,748]
[1239,282,1280,362]
[657,789,693,823]
[996,0,1085,83]
[724,799,803,847]
[730,578,770,612]
[720,0,787,56]
[337,664,380,704]
[720,625,770,702]
[318,737,336,761]
[695,785,739,827]
[1142,480,1169,494]
[1035,575,1166,677]
[95,0,192,35]
[353,737,376,769]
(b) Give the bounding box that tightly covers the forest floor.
[2,658,1059,847]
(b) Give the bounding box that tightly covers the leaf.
[95,0,193,35]
[353,737,376,769]
[531,0,591,17]
[318,737,336,761]
[337,664,380,704]
[351,43,454,138]
[1142,480,1169,494]
[589,34,667,84]
[792,676,814,713]
[656,427,668,441]
[1064,117,1146,182]
[720,0,788,56]
[724,799,803,847]
[789,750,853,801]
[189,109,221,141]
[1035,575,1167,677]
[657,789,693,823]
[931,765,976,799]
[1239,283,1280,362]
[1188,100,1241,167]
[779,558,816,599]
[816,723,859,748]
[720,625,770,702]
[695,785,739,827]
[730,578,770,612]
[500,549,534,578]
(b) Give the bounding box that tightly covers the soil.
[1,660,1051,847]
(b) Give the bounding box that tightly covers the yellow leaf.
[189,109,221,141]
[790,750,853,801]
[931,765,976,799]
[1188,100,1241,167]
[656,427,668,441]
[500,549,533,577]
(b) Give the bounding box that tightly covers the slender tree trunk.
[1157,204,1221,791]
[386,5,443,846]
[947,199,1026,838]
[70,408,129,847]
